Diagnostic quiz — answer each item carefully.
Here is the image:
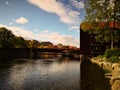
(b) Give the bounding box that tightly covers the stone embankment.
[91,57,120,90]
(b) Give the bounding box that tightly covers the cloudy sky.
[0,0,85,47]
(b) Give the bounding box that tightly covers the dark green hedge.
[105,48,120,58]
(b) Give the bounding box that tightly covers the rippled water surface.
[0,58,80,90]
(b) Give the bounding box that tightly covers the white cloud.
[34,29,39,32]
[70,0,84,9]
[16,17,28,24]
[5,1,11,6]
[0,24,79,47]
[5,1,9,5]
[69,25,79,30]
[9,22,13,25]
[38,32,79,47]
[27,0,80,26]
[42,30,49,33]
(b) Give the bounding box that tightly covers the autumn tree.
[25,40,41,48]
[84,0,120,49]
[14,36,27,48]
[57,43,63,48]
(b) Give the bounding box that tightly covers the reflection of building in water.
[81,60,111,90]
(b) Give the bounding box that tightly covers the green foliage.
[0,27,42,48]
[57,43,63,46]
[0,27,15,48]
[97,55,105,59]
[0,27,28,48]
[25,40,41,48]
[84,0,120,22]
[84,0,120,49]
[110,56,120,63]
[14,36,26,48]
[105,48,120,58]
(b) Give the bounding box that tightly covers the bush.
[110,56,120,63]
[105,48,120,58]
[97,55,104,59]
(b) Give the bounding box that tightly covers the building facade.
[80,22,120,56]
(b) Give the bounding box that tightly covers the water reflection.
[81,59,111,90]
[0,58,80,90]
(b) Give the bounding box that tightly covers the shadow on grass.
[81,59,111,90]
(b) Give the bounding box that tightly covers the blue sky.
[0,0,86,47]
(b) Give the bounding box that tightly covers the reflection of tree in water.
[0,59,13,70]
[81,59,111,90]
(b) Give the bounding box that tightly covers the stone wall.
[91,58,120,90]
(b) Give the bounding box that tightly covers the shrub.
[110,56,120,63]
[105,48,120,58]
[97,55,104,59]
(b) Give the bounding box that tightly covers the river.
[0,57,80,90]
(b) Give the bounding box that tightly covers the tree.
[25,40,40,48]
[13,36,26,48]
[57,43,63,48]
[0,27,15,48]
[84,0,120,49]
[32,40,41,48]
[25,40,34,48]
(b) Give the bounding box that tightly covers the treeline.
[0,27,55,48]
[0,27,28,48]
[0,27,78,49]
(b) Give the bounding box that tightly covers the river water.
[0,58,80,90]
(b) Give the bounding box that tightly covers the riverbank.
[91,57,120,90]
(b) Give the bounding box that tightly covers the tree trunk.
[111,31,114,49]
[111,0,117,49]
